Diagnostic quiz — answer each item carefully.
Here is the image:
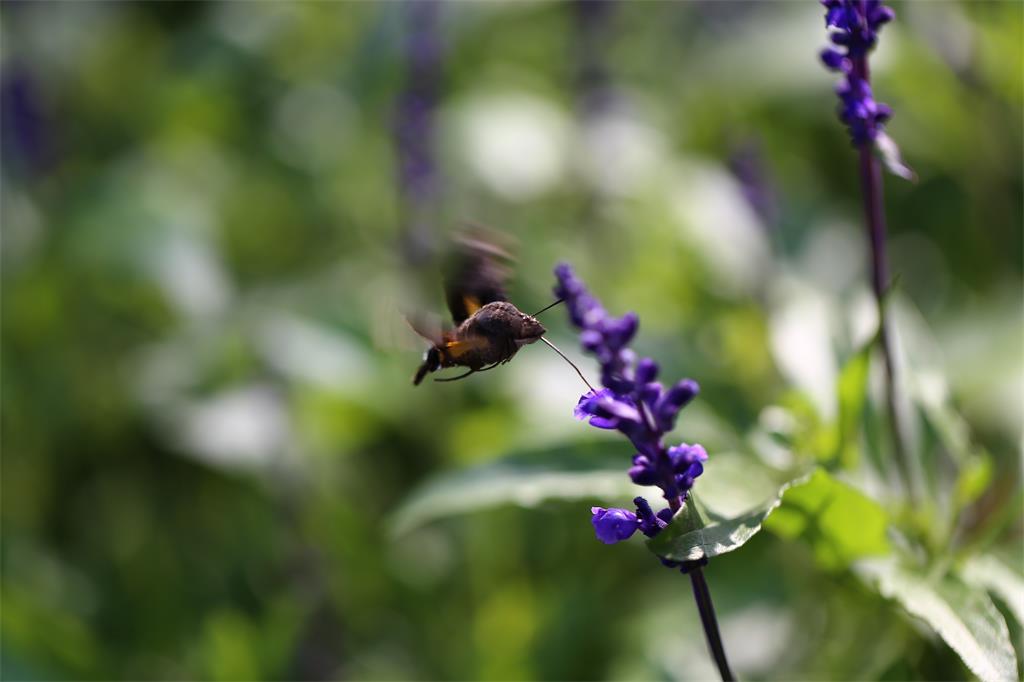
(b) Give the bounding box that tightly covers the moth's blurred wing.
[444,228,515,325]
[405,312,446,347]
[370,270,436,352]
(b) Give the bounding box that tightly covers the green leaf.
[646,472,813,562]
[835,344,871,469]
[860,559,1018,682]
[954,452,994,511]
[915,375,976,467]
[764,469,890,569]
[390,459,634,536]
[774,390,835,462]
[961,555,1024,628]
[669,491,713,533]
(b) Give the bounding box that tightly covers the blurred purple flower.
[573,0,618,117]
[728,141,779,228]
[819,0,894,147]
[822,0,893,55]
[394,0,443,263]
[1,66,55,175]
[555,263,709,557]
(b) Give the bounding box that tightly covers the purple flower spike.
[556,263,710,551]
[591,507,639,544]
[819,0,895,147]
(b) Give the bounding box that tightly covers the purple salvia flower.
[563,274,734,675]
[819,0,894,147]
[555,263,709,549]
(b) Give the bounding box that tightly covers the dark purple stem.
[690,566,735,681]
[853,55,913,500]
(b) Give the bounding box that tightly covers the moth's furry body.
[413,301,545,385]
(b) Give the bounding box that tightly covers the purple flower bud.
[667,443,708,472]
[675,459,704,491]
[654,379,699,431]
[638,381,663,410]
[599,368,634,396]
[591,507,639,544]
[824,9,842,29]
[636,357,659,383]
[628,454,659,486]
[820,48,849,72]
[580,329,603,352]
[830,31,852,47]
[869,4,895,27]
[822,1,847,28]
[633,496,668,538]
[601,312,639,351]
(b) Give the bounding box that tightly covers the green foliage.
[765,469,890,570]
[961,555,1024,630]
[860,559,1019,682]
[646,469,890,569]
[835,343,871,469]
[390,447,635,537]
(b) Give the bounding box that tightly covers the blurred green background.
[2,1,1021,680]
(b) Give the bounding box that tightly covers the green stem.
[690,566,735,681]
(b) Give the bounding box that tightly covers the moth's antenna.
[530,298,564,318]
[539,336,596,393]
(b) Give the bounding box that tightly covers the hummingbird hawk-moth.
[409,231,549,385]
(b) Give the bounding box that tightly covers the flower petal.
[591,507,639,544]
